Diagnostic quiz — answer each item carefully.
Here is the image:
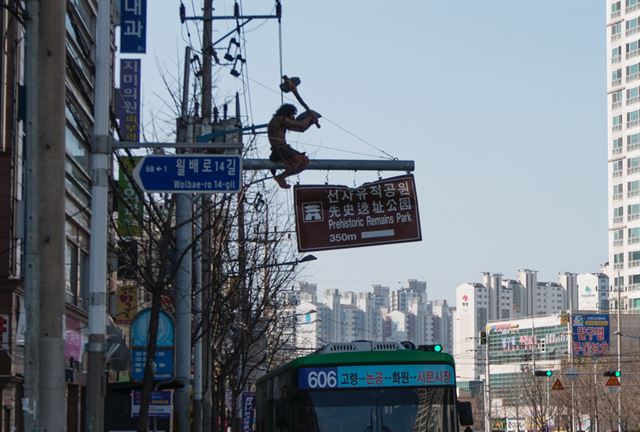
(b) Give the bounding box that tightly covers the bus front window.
[295,387,455,432]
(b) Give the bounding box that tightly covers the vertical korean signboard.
[294,175,422,252]
[119,59,141,142]
[571,313,610,357]
[120,0,147,54]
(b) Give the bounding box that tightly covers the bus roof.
[257,346,455,385]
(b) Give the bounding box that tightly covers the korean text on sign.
[119,59,141,142]
[120,0,147,53]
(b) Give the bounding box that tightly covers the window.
[628,63,640,82]
[629,203,640,221]
[613,22,622,40]
[629,180,640,197]
[614,206,624,220]
[630,250,640,264]
[629,274,640,286]
[629,87,640,105]
[614,137,624,154]
[629,40,640,59]
[613,90,623,108]
[628,17,640,35]
[614,183,623,200]
[613,159,623,176]
[613,68,623,86]
[613,0,622,17]
[629,133,640,151]
[613,114,623,131]
[628,110,640,128]
[613,46,622,63]
[628,0,640,11]
[630,156,640,174]
[614,229,624,245]
[629,227,640,243]
[65,240,89,307]
[614,252,624,264]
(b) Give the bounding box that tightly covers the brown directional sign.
[552,379,564,391]
[294,174,422,252]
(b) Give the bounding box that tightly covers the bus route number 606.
[306,370,337,388]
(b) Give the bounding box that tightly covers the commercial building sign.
[241,392,256,432]
[119,59,141,142]
[117,157,143,236]
[572,313,610,357]
[294,175,422,251]
[120,0,147,53]
[130,309,175,381]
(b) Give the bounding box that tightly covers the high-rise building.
[453,282,488,381]
[607,0,640,311]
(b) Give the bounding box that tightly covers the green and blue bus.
[256,341,473,432]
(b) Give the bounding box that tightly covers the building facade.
[608,0,640,311]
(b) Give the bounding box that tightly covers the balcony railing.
[614,193,623,200]
[614,239,624,247]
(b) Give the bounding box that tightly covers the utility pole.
[200,2,214,430]
[484,329,491,432]
[175,46,194,432]
[616,273,622,432]
[23,1,40,430]
[34,0,67,429]
[86,0,112,430]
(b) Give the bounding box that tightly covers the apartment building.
[608,0,640,310]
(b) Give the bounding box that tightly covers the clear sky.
[135,0,606,304]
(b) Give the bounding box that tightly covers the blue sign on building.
[133,155,242,194]
[572,313,610,357]
[120,0,147,53]
[130,309,175,382]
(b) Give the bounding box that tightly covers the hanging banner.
[241,392,256,432]
[294,174,422,252]
[119,59,141,142]
[120,0,147,53]
[571,313,610,357]
[117,157,143,236]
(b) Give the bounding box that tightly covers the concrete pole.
[23,1,40,430]
[35,0,67,429]
[86,1,112,430]
[175,46,193,431]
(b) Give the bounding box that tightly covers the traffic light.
[534,370,553,377]
[419,344,444,352]
[480,331,487,345]
[604,370,621,377]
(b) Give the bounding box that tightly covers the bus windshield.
[294,387,456,432]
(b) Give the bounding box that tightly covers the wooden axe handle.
[290,87,320,128]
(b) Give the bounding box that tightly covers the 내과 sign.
[294,174,422,252]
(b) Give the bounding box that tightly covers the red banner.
[294,174,422,251]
